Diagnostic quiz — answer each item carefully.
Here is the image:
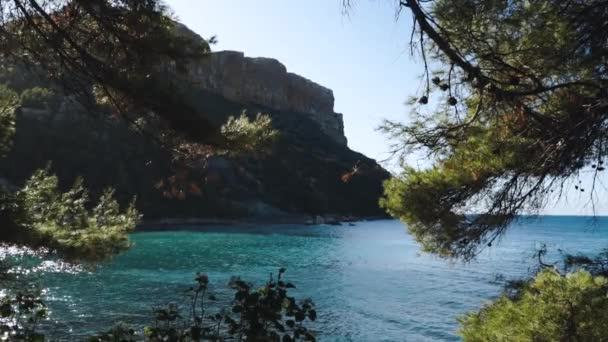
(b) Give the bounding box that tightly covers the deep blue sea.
[11,216,608,341]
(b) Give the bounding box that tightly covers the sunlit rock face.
[189,50,347,145]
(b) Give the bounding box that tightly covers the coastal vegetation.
[377,0,608,260]
[90,269,316,341]
[0,0,606,340]
[0,1,314,340]
[459,269,608,341]
[0,0,203,258]
[369,0,608,340]
[459,249,608,340]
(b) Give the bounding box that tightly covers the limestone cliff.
[189,51,347,145]
[0,30,390,221]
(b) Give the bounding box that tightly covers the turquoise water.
[29,217,608,340]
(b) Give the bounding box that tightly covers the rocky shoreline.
[137,214,387,231]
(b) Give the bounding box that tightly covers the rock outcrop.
[0,25,390,221]
[189,51,347,145]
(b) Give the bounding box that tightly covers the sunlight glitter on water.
[0,244,84,275]
[6,218,608,341]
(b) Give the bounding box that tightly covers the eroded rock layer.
[190,50,346,145]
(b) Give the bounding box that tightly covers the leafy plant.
[7,166,140,262]
[459,269,608,341]
[225,268,316,341]
[90,269,317,341]
[0,291,47,341]
[220,112,279,154]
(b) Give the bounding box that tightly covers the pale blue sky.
[165,0,607,215]
[167,0,418,163]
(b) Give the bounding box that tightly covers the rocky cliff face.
[189,51,347,145]
[3,94,390,221]
[0,29,390,221]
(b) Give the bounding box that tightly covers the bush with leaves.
[0,291,47,341]
[459,269,608,341]
[5,167,140,262]
[456,247,608,341]
[220,112,279,154]
[90,268,317,342]
[0,84,138,263]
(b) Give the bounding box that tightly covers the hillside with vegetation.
[2,0,607,340]
[0,49,389,223]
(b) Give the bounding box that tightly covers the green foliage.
[220,112,279,154]
[379,0,608,259]
[1,2,307,340]
[12,167,140,261]
[0,291,47,341]
[0,84,18,157]
[19,87,57,110]
[379,122,534,258]
[459,269,608,341]
[89,269,316,341]
[224,268,316,341]
[1,0,220,145]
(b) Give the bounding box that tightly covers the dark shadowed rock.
[0,24,390,221]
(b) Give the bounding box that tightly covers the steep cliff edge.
[190,50,346,145]
[0,43,390,221]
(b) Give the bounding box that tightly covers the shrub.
[459,269,608,341]
[90,268,317,341]
[220,112,279,154]
[13,167,140,261]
